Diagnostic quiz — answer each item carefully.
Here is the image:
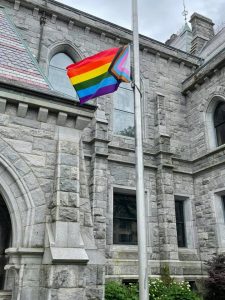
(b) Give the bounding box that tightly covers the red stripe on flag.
[67,48,119,71]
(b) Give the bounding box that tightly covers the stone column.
[41,127,92,299]
[45,126,88,263]
[42,124,105,300]
[89,110,109,254]
[155,94,180,273]
[156,162,178,261]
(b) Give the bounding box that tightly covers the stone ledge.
[193,159,225,175]
[193,143,225,162]
[173,158,225,175]
[173,169,192,175]
[5,247,44,255]
[46,247,89,264]
[217,248,225,254]
[0,87,95,119]
[108,155,157,169]
[182,47,225,93]
[109,245,138,252]
[0,291,12,300]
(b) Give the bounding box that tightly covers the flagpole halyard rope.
[131,81,142,98]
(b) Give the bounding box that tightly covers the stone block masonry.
[0,0,224,299]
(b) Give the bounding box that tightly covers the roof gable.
[0,7,51,91]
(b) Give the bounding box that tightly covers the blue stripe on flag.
[77,76,118,98]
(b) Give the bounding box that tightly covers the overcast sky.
[58,0,225,42]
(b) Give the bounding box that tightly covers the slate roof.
[199,27,225,62]
[0,7,50,91]
[169,23,193,53]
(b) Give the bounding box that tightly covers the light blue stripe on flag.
[77,75,118,98]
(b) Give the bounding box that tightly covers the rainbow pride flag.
[67,46,130,104]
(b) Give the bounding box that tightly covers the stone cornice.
[0,83,96,116]
[173,144,225,175]
[107,139,225,175]
[0,85,95,130]
[5,0,201,67]
[182,47,225,94]
[192,143,225,162]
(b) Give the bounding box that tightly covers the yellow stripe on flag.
[70,63,111,85]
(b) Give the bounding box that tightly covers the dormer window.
[49,52,77,98]
[214,102,225,146]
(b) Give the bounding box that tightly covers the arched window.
[214,102,225,146]
[0,195,11,290]
[49,53,77,98]
[113,83,135,137]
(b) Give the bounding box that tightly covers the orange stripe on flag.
[70,63,111,85]
[67,54,116,77]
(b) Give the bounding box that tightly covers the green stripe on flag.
[74,72,111,91]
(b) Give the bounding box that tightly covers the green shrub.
[105,281,127,300]
[105,281,138,300]
[105,279,201,300]
[149,279,201,300]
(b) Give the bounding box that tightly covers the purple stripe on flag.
[79,82,120,104]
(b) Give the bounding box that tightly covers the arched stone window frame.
[46,42,84,98]
[0,140,46,295]
[0,150,46,248]
[205,95,225,150]
[39,41,85,75]
[47,42,84,66]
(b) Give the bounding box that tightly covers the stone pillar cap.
[190,13,214,25]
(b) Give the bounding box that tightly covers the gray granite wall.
[0,0,225,298]
[0,88,103,299]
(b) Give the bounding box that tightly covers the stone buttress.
[42,126,105,300]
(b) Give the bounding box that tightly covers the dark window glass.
[122,279,138,286]
[113,193,137,245]
[113,83,135,137]
[49,53,77,98]
[188,281,197,292]
[222,196,225,222]
[214,102,225,146]
[175,200,186,248]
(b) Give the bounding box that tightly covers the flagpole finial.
[182,0,188,23]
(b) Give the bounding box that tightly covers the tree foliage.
[204,254,225,300]
[119,126,135,137]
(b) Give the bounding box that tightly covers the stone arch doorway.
[0,194,12,290]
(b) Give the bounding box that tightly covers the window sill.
[199,143,225,161]
[178,248,197,254]
[178,248,199,261]
[113,133,135,140]
[110,244,138,252]
[217,248,225,254]
[0,291,12,298]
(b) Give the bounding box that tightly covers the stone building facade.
[0,0,225,299]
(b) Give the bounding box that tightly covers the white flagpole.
[132,0,149,299]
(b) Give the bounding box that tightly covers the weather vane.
[182,0,188,23]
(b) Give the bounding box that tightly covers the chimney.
[190,13,214,55]
[165,33,178,46]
